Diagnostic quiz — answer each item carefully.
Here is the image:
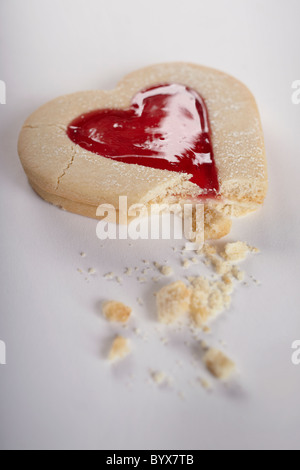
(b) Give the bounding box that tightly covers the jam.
[67,84,219,196]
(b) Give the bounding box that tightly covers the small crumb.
[80,252,86,258]
[231,266,245,281]
[137,297,144,306]
[182,259,191,269]
[108,336,131,362]
[160,265,174,277]
[202,325,211,334]
[191,258,199,264]
[102,301,132,323]
[201,341,209,350]
[116,276,123,284]
[104,272,115,280]
[143,260,150,265]
[77,268,83,274]
[124,268,133,276]
[204,348,236,380]
[138,277,147,284]
[88,268,96,275]
[154,262,161,269]
[151,371,167,385]
[152,276,161,283]
[199,378,212,390]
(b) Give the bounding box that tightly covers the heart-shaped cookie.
[18,63,267,239]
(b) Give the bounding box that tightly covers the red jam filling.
[67,84,219,196]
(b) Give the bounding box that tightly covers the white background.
[0,0,300,450]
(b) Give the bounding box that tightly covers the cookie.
[18,63,268,239]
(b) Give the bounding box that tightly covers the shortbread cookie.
[18,63,267,239]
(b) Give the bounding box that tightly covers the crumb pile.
[92,241,260,386]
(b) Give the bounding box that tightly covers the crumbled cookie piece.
[104,272,115,280]
[204,348,236,380]
[108,336,131,362]
[156,281,191,324]
[231,266,245,281]
[124,267,133,276]
[160,265,174,277]
[199,377,212,390]
[88,268,96,275]
[102,301,132,323]
[203,207,232,241]
[190,277,232,326]
[222,241,251,262]
[182,259,191,269]
[151,371,167,385]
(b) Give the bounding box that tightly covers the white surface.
[0,0,300,451]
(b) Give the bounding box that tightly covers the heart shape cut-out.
[67,83,219,196]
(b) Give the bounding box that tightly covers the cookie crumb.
[102,301,132,324]
[231,266,245,281]
[124,268,133,276]
[151,371,167,385]
[80,252,86,258]
[204,348,236,380]
[182,259,191,269]
[160,265,174,277]
[222,241,251,262]
[156,281,191,324]
[88,268,96,275]
[199,378,212,390]
[104,272,115,280]
[108,336,131,362]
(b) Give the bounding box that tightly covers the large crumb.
[222,241,251,262]
[204,348,236,380]
[102,301,132,324]
[156,281,191,324]
[108,336,131,362]
[190,277,231,326]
